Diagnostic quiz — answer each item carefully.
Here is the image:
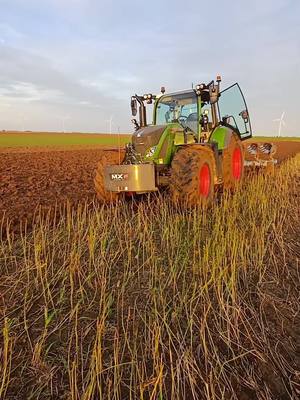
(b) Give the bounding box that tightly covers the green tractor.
[94,76,252,206]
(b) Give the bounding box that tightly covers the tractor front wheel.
[169,145,216,206]
[94,149,125,203]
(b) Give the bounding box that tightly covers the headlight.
[145,146,157,158]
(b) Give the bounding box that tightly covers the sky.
[0,0,299,136]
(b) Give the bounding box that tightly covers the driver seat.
[185,112,198,133]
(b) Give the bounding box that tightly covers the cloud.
[0,0,299,135]
[0,43,128,106]
[0,22,25,41]
[0,41,131,131]
[0,81,64,102]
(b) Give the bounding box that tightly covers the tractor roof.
[157,89,196,105]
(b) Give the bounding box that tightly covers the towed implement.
[244,142,277,172]
[95,76,276,206]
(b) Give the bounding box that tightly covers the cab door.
[218,83,252,140]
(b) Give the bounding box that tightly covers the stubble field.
[0,133,300,399]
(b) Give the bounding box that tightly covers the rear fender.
[209,126,233,150]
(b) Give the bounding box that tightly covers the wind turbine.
[58,114,70,133]
[105,115,113,134]
[273,111,286,137]
[19,113,27,131]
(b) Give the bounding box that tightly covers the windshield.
[155,91,198,133]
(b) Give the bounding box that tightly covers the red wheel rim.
[125,191,134,197]
[199,163,211,198]
[232,148,242,180]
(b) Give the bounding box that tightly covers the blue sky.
[0,0,299,135]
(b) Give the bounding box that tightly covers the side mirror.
[131,118,140,131]
[239,110,249,123]
[131,98,137,116]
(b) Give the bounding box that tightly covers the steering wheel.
[178,115,188,124]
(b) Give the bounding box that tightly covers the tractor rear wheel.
[94,149,125,203]
[222,133,244,190]
[169,145,216,206]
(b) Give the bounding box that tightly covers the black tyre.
[169,145,216,206]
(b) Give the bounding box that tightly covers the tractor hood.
[132,125,166,155]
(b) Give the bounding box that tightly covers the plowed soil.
[0,147,114,228]
[0,141,299,228]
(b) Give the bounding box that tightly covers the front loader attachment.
[244,142,277,169]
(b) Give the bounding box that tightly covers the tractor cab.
[130,78,252,149]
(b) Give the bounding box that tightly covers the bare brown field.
[0,141,299,229]
[0,144,112,153]
[276,141,300,160]
[0,147,108,227]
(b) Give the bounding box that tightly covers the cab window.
[218,83,252,139]
[155,91,198,133]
